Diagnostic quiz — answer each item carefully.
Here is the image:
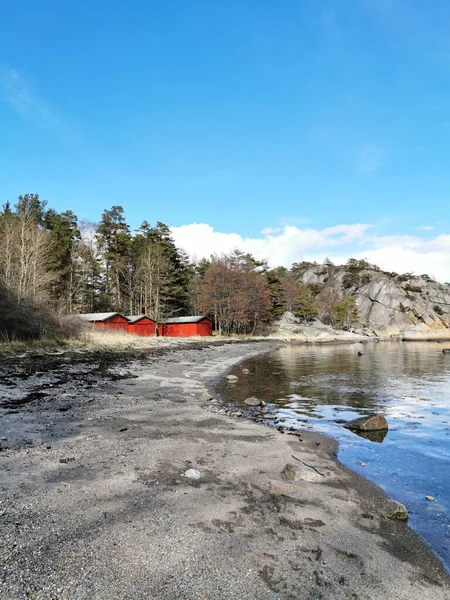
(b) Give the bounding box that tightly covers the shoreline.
[1,340,449,598]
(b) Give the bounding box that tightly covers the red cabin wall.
[103,315,129,332]
[162,319,212,337]
[128,319,156,337]
[196,321,212,336]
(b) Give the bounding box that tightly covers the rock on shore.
[293,263,450,337]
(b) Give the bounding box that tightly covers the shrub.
[307,283,324,296]
[330,297,360,329]
[345,258,370,272]
[343,259,374,289]
[404,284,422,293]
[0,283,84,341]
[343,273,360,289]
[343,272,371,289]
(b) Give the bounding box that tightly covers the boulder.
[226,375,238,383]
[281,462,324,483]
[293,263,450,334]
[344,414,388,432]
[382,500,408,521]
[244,396,261,407]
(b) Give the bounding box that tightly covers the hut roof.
[126,315,155,324]
[164,315,210,324]
[77,312,126,322]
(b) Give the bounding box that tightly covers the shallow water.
[215,341,450,571]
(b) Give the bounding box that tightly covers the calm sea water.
[215,342,450,571]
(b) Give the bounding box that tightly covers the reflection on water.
[215,341,450,571]
[352,428,388,443]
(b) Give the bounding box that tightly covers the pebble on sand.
[184,469,202,480]
[244,397,261,407]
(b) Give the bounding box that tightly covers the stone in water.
[344,414,388,431]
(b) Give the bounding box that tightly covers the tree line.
[0,194,359,339]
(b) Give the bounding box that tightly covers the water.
[215,341,450,571]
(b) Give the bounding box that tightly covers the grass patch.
[0,338,71,356]
[0,327,285,357]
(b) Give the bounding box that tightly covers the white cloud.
[0,66,61,129]
[171,222,371,267]
[170,222,450,282]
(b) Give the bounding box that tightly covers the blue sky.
[1,1,449,277]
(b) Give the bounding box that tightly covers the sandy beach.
[1,340,449,599]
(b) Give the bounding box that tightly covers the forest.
[0,194,358,339]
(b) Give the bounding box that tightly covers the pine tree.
[266,267,288,318]
[96,206,132,312]
[15,194,47,224]
[293,284,319,322]
[133,222,193,322]
[330,297,360,329]
[45,209,81,313]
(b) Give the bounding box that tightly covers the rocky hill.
[294,261,450,338]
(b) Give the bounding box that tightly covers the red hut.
[77,313,129,332]
[126,315,156,337]
[162,316,212,337]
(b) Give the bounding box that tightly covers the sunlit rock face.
[293,263,450,336]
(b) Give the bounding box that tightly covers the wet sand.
[1,340,449,599]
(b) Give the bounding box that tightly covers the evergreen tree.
[133,222,193,321]
[72,220,103,313]
[96,206,132,312]
[15,194,47,224]
[330,297,360,329]
[45,209,81,313]
[292,284,319,322]
[266,267,288,318]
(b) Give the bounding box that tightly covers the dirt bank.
[1,341,449,599]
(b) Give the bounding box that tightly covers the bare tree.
[0,213,53,304]
[316,288,342,325]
